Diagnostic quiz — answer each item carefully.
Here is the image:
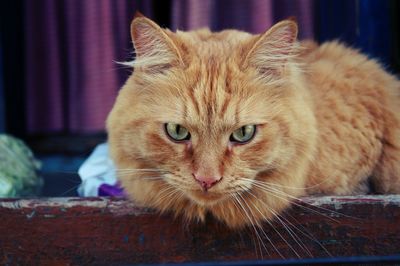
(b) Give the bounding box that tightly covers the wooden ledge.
[1,196,400,265]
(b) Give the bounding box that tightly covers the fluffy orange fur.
[107,16,400,228]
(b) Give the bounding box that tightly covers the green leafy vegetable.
[0,134,43,197]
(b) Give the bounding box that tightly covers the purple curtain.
[25,0,314,134]
[172,0,314,39]
[25,0,152,134]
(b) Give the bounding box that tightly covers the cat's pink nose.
[193,174,222,191]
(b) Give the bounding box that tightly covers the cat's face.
[125,66,285,207]
[107,16,316,227]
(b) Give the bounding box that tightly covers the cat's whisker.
[282,211,332,257]
[174,190,185,202]
[239,185,300,259]
[268,208,314,258]
[156,183,174,193]
[230,192,269,254]
[241,180,338,222]
[140,177,164,181]
[156,185,177,203]
[245,187,314,258]
[116,170,166,174]
[229,193,259,256]
[160,190,179,209]
[57,183,81,197]
[116,172,164,180]
[242,177,359,220]
[243,177,331,191]
[266,185,358,220]
[115,168,169,182]
[236,191,284,259]
[116,168,170,173]
[165,189,185,209]
[251,183,338,222]
[232,193,267,258]
[116,173,164,182]
[116,171,163,176]
[239,183,327,258]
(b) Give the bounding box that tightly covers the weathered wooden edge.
[1,195,400,265]
[1,195,399,211]
[0,196,151,216]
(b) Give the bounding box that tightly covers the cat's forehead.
[138,29,273,132]
[178,71,266,134]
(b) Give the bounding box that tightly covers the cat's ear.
[242,20,298,78]
[130,14,183,70]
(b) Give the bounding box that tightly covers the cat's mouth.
[188,189,226,205]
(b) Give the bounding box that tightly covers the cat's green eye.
[230,125,256,143]
[165,123,190,142]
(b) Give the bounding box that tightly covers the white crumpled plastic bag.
[77,143,120,197]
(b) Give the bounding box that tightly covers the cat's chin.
[187,189,227,206]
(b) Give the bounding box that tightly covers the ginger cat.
[107,15,400,228]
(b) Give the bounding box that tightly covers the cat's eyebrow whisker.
[238,186,296,258]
